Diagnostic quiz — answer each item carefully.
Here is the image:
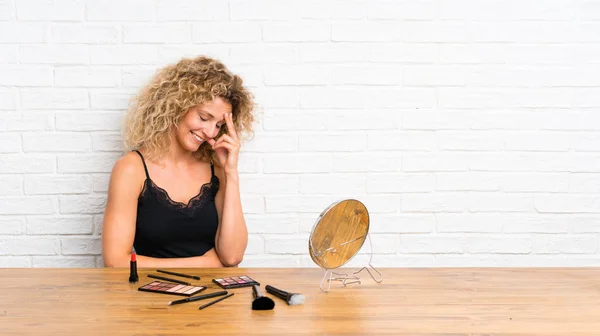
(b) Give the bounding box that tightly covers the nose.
[201,123,219,140]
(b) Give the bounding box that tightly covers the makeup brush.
[251,285,274,310]
[265,285,305,306]
[157,269,200,280]
[168,291,228,306]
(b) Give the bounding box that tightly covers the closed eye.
[197,111,225,128]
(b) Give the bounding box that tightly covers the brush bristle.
[252,296,275,310]
[288,294,305,306]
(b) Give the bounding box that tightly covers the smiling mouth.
[191,131,204,144]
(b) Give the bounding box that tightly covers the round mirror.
[308,199,370,269]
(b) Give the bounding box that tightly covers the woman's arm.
[213,168,247,267]
[101,153,141,268]
[101,152,224,268]
[135,248,224,268]
[210,112,248,267]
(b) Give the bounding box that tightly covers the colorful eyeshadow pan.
[138,281,206,297]
[212,275,259,289]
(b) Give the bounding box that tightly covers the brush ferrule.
[252,285,262,298]
[265,285,292,302]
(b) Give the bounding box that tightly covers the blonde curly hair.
[123,55,255,163]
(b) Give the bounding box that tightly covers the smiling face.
[175,97,232,153]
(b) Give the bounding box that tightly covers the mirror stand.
[315,232,383,293]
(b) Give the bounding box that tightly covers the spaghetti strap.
[210,161,215,177]
[133,150,150,179]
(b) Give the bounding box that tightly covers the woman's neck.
[162,135,197,167]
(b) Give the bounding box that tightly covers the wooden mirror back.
[309,199,370,269]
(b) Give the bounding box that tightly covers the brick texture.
[1,0,599,268]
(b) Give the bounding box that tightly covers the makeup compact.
[212,275,259,289]
[138,281,206,297]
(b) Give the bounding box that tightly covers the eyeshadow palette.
[212,275,260,289]
[138,281,206,297]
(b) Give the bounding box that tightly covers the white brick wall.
[1,0,600,268]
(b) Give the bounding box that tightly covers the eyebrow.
[198,109,226,125]
[198,109,215,119]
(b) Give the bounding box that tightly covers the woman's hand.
[207,112,240,175]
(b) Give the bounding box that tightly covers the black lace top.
[132,150,220,258]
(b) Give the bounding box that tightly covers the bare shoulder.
[109,151,146,193]
[112,151,144,176]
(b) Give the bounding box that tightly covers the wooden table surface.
[2,267,600,335]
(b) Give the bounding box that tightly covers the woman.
[101,55,255,268]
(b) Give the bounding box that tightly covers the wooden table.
[2,267,600,335]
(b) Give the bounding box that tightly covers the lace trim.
[140,176,219,213]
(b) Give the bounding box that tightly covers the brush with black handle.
[251,285,274,310]
[265,285,305,306]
